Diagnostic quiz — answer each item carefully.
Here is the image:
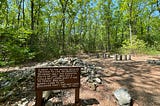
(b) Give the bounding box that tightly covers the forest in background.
[0,0,160,66]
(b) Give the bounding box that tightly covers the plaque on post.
[35,66,81,106]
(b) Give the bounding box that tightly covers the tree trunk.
[140,19,143,35]
[59,0,69,54]
[31,0,34,30]
[157,0,160,13]
[5,1,9,27]
[129,0,133,46]
[129,23,132,45]
[48,18,51,39]
[62,11,65,54]
[37,0,41,30]
[106,0,111,52]
[68,19,74,46]
[17,0,22,27]
[121,27,124,43]
[22,0,25,26]
[107,26,111,51]
[30,0,34,50]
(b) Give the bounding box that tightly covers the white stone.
[113,88,131,106]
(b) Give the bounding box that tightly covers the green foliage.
[8,45,34,63]
[143,48,160,55]
[65,45,81,55]
[0,28,35,66]
[1,0,160,66]
[120,36,147,54]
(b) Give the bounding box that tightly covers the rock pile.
[147,59,160,65]
[39,57,103,85]
[0,56,104,106]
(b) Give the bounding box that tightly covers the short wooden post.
[119,55,122,61]
[96,53,99,58]
[75,88,80,106]
[35,90,43,106]
[115,54,118,61]
[103,53,106,59]
[128,55,131,60]
[124,55,127,60]
[107,54,110,58]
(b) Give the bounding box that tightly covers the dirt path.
[81,55,160,106]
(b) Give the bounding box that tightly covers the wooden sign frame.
[35,66,81,106]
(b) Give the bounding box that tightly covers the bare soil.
[79,55,160,106]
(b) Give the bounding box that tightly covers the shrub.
[120,36,146,54]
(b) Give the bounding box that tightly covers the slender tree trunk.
[140,20,143,35]
[48,18,51,38]
[18,0,22,27]
[61,9,66,54]
[37,0,41,30]
[146,4,154,45]
[68,19,74,46]
[88,21,92,51]
[30,0,34,50]
[147,15,151,43]
[115,26,118,43]
[93,22,98,51]
[5,1,9,27]
[121,27,124,43]
[107,26,111,51]
[31,0,34,30]
[129,24,132,45]
[106,0,111,52]
[157,0,160,13]
[129,0,133,46]
[59,0,69,54]
[22,0,25,26]
[54,20,61,50]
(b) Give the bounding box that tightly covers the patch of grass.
[144,48,160,55]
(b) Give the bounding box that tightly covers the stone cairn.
[0,56,103,106]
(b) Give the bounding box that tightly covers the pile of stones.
[0,56,104,106]
[147,59,160,65]
[41,56,103,85]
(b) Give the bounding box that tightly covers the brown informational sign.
[35,66,81,106]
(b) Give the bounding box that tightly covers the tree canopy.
[0,0,160,66]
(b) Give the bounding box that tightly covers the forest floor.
[0,54,160,106]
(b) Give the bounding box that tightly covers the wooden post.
[35,90,43,106]
[75,88,80,106]
[107,54,110,58]
[124,55,127,60]
[119,55,122,61]
[128,55,131,60]
[103,53,106,59]
[96,53,99,58]
[115,54,118,61]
